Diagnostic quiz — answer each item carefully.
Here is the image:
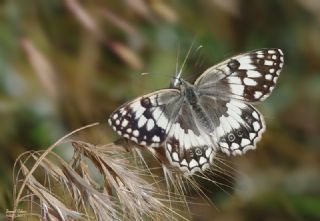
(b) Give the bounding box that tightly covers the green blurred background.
[1,0,320,220]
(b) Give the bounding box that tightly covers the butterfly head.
[170,76,192,91]
[170,76,183,89]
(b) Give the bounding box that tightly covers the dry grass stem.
[9,124,223,220]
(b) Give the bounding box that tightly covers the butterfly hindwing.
[197,95,265,156]
[214,99,265,155]
[164,102,215,173]
[195,48,284,102]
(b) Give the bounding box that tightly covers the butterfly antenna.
[192,44,203,69]
[195,45,203,54]
[175,42,180,76]
[195,45,204,67]
[177,40,195,80]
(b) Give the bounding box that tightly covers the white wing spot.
[239,63,256,70]
[228,76,242,84]
[241,138,251,146]
[181,159,188,166]
[252,111,259,120]
[265,74,272,80]
[121,119,128,127]
[126,128,132,133]
[172,152,179,162]
[152,135,160,142]
[257,54,264,58]
[233,149,242,156]
[157,114,168,129]
[133,105,145,119]
[152,108,161,120]
[133,130,139,137]
[270,68,275,73]
[254,91,263,99]
[247,70,262,78]
[112,114,118,120]
[253,121,261,131]
[189,159,199,168]
[272,55,277,60]
[230,85,245,96]
[199,157,207,165]
[137,115,147,128]
[264,60,273,66]
[120,108,127,115]
[231,143,240,150]
[268,50,276,54]
[278,49,284,55]
[249,133,256,140]
[220,142,229,149]
[205,148,212,158]
[146,119,155,131]
[243,78,257,86]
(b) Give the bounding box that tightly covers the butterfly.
[108,48,284,174]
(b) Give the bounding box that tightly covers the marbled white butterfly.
[108,48,284,174]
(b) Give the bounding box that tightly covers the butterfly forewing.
[195,48,284,102]
[108,89,181,147]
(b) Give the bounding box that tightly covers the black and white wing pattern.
[109,48,284,174]
[164,101,216,174]
[108,89,181,147]
[195,48,283,155]
[195,48,284,102]
[199,94,265,156]
[108,89,216,173]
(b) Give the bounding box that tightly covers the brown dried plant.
[7,121,237,221]
[7,123,188,220]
